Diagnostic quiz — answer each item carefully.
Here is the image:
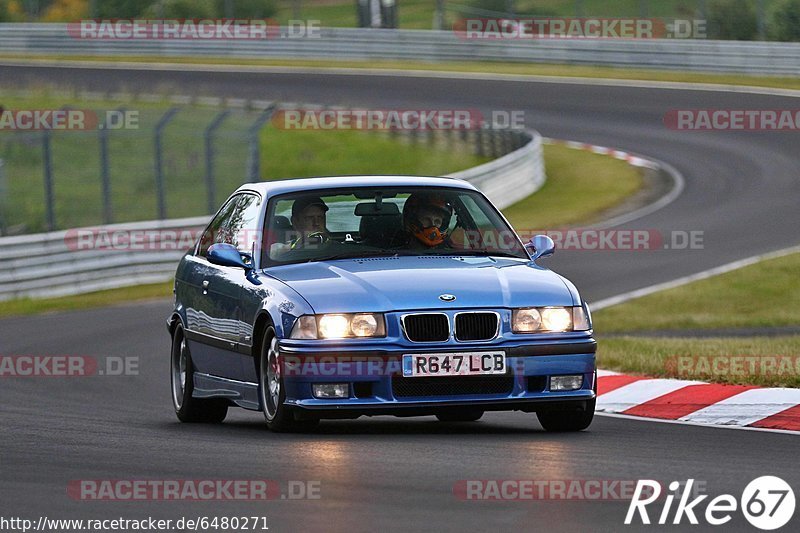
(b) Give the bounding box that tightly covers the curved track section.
[1,64,799,531]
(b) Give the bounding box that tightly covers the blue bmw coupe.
[168,176,596,431]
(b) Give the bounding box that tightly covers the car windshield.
[261,186,529,266]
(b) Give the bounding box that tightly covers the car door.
[183,192,262,381]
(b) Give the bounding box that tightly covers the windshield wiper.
[314,249,413,262]
[441,250,526,259]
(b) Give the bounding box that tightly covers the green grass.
[6,54,800,93]
[598,336,800,388]
[502,144,643,229]
[594,252,800,333]
[259,128,484,178]
[594,252,800,387]
[0,91,486,233]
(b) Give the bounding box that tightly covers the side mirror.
[525,235,555,262]
[207,243,253,270]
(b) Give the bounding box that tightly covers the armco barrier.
[1,24,799,75]
[0,130,545,301]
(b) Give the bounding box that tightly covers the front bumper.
[278,334,596,416]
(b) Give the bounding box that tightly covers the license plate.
[402,352,506,377]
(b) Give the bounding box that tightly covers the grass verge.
[594,252,800,333]
[595,252,800,387]
[502,144,643,229]
[599,336,800,388]
[0,281,174,318]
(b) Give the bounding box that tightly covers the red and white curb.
[597,370,800,433]
[544,138,659,169]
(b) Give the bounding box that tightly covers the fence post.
[0,158,6,235]
[756,0,766,40]
[246,104,276,182]
[154,107,180,220]
[204,109,230,213]
[434,0,445,30]
[42,130,55,231]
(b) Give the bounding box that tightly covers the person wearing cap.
[401,193,454,249]
[289,196,330,249]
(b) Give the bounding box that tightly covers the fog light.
[550,375,583,391]
[312,383,349,399]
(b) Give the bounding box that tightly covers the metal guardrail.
[0,130,545,301]
[1,24,799,75]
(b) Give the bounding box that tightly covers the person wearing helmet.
[402,193,454,248]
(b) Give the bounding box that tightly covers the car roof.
[235,175,479,198]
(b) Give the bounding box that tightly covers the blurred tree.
[40,0,89,21]
[707,0,758,40]
[768,0,800,40]
[139,0,217,18]
[467,0,557,16]
[0,0,28,21]
[213,0,276,18]
[94,0,149,18]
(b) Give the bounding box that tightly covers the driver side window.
[197,193,262,257]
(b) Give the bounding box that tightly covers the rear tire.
[258,327,319,433]
[171,324,228,423]
[435,409,484,422]
[536,399,595,432]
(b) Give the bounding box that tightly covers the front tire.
[258,327,318,432]
[536,399,595,432]
[170,323,228,423]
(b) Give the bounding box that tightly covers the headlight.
[318,314,351,338]
[350,313,379,337]
[511,308,541,333]
[512,306,586,333]
[290,313,386,339]
[541,308,572,332]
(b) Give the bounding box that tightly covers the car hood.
[265,256,575,313]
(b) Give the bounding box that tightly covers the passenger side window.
[197,193,262,257]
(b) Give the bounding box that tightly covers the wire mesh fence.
[0,104,270,234]
[0,101,529,236]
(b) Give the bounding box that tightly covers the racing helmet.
[403,193,454,247]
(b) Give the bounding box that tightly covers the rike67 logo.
[626,477,795,530]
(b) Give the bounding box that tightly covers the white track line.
[592,244,800,310]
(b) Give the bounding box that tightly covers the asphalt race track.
[1,64,800,531]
